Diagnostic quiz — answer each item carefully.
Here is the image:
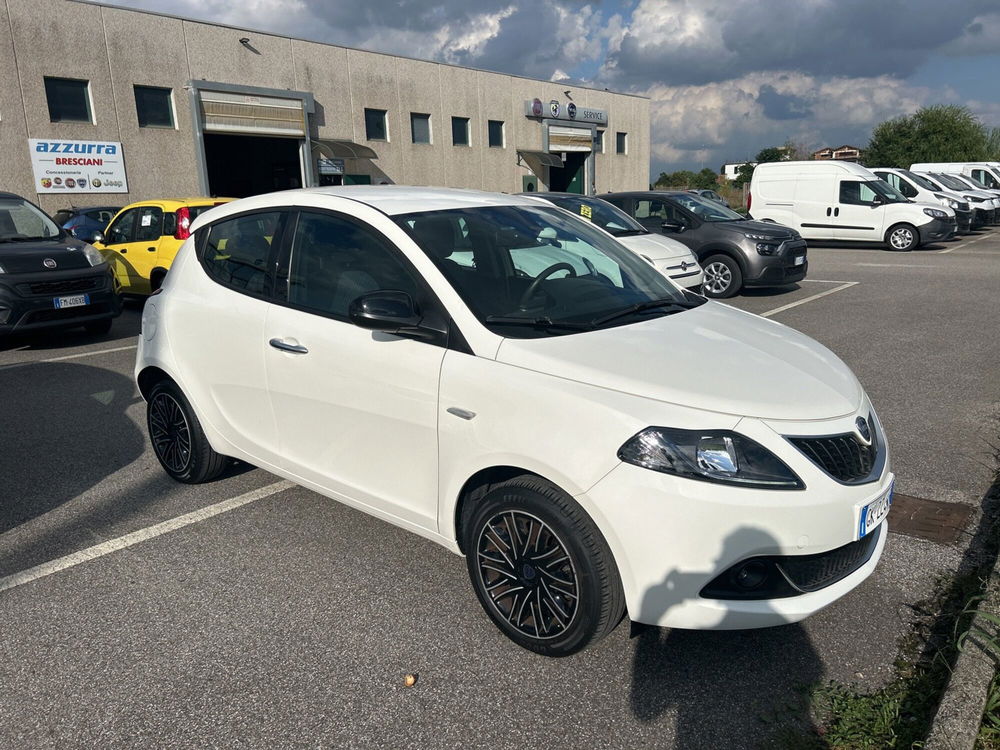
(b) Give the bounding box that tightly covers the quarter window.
[287,211,419,318]
[202,212,282,296]
[364,108,388,141]
[451,116,470,146]
[410,113,431,144]
[44,77,92,123]
[488,120,505,148]
[134,85,174,128]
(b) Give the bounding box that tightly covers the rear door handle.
[834,207,840,217]
[269,338,309,354]
[147,246,156,252]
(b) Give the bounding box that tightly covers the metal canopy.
[312,139,379,160]
[517,150,563,168]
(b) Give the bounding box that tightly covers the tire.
[701,254,743,298]
[462,474,625,656]
[147,379,229,483]
[83,317,113,335]
[150,270,166,293]
[885,223,919,251]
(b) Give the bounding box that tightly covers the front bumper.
[0,264,121,336]
[744,238,808,288]
[660,259,704,290]
[955,209,973,233]
[920,216,957,242]
[579,407,891,629]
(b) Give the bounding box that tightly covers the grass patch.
[978,673,1000,749]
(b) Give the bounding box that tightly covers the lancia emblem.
[549,99,560,118]
[43,258,57,269]
[855,416,872,444]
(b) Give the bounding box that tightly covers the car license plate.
[859,482,893,539]
[53,294,89,309]
[794,255,806,265]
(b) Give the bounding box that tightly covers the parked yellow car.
[94,198,233,295]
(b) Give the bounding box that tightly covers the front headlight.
[618,427,804,489]
[743,232,771,241]
[81,243,105,267]
[755,242,780,255]
[923,208,948,219]
[966,195,983,203]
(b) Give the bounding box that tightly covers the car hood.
[0,237,92,273]
[495,302,862,420]
[714,219,799,240]
[616,232,694,262]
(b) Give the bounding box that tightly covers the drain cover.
[888,493,974,545]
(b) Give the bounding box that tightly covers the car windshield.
[667,193,744,221]
[397,204,703,338]
[964,174,990,189]
[543,195,647,237]
[868,180,908,203]
[901,170,939,192]
[0,198,62,242]
[934,173,975,191]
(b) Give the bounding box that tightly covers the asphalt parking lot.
[2,229,999,749]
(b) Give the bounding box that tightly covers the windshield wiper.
[589,298,698,327]
[485,315,591,331]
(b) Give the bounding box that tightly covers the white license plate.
[53,294,89,309]
[858,482,893,539]
[794,255,806,266]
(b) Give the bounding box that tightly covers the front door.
[98,207,143,293]
[264,209,445,531]
[835,180,885,241]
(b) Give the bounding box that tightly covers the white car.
[870,167,973,233]
[521,192,703,290]
[136,186,892,656]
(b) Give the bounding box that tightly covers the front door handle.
[269,338,309,354]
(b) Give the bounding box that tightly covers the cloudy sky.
[115,0,1000,174]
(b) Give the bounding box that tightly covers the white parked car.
[521,192,704,291]
[870,167,973,233]
[910,162,1000,190]
[750,160,956,250]
[136,187,892,656]
[916,172,1000,226]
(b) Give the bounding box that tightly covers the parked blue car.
[52,206,121,241]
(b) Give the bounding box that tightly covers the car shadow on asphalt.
[736,284,803,298]
[0,307,142,353]
[628,526,822,747]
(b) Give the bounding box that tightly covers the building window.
[616,132,627,155]
[488,120,504,148]
[451,116,470,146]
[365,108,388,141]
[410,112,431,144]
[593,130,604,154]
[134,85,174,128]
[44,77,92,123]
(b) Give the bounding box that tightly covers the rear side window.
[287,211,419,318]
[134,206,163,242]
[202,212,283,296]
[85,209,117,225]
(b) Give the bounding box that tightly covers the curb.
[925,545,1000,748]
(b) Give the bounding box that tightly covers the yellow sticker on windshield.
[580,204,592,220]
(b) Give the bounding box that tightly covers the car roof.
[115,197,235,211]
[0,192,26,201]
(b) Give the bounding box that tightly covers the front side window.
[410,113,431,144]
[134,206,164,242]
[488,120,504,148]
[202,212,282,295]
[134,85,174,128]
[288,211,419,318]
[840,180,906,205]
[662,193,741,222]
[44,77,92,123]
[451,116,470,146]
[364,108,388,141]
[0,198,61,240]
[106,209,139,244]
[398,204,699,338]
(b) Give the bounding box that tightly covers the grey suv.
[602,191,807,298]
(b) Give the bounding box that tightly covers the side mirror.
[349,290,423,333]
[88,230,105,244]
[870,195,884,207]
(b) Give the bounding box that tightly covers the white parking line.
[0,480,294,593]
[939,234,992,253]
[855,263,937,268]
[801,279,854,284]
[760,281,859,318]
[0,343,138,370]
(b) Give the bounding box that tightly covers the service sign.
[29,139,129,193]
[524,99,607,125]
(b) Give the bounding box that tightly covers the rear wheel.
[462,474,625,656]
[147,380,229,483]
[701,254,743,298]
[150,269,167,293]
[886,223,919,251]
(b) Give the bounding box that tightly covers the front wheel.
[886,223,919,251]
[463,475,625,656]
[147,380,230,483]
[701,254,743,298]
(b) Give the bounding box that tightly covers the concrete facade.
[0,0,650,214]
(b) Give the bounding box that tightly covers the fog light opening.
[733,560,769,590]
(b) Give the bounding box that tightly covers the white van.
[910,162,1000,190]
[750,161,956,251]
[915,171,1000,226]
[870,167,973,233]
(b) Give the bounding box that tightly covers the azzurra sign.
[29,138,128,193]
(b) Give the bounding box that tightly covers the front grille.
[790,431,875,483]
[16,277,100,296]
[776,525,881,593]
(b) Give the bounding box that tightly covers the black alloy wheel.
[147,380,229,483]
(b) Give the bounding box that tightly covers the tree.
[732,146,788,187]
[863,105,992,167]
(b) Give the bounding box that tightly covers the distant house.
[721,162,756,180]
[812,145,862,162]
